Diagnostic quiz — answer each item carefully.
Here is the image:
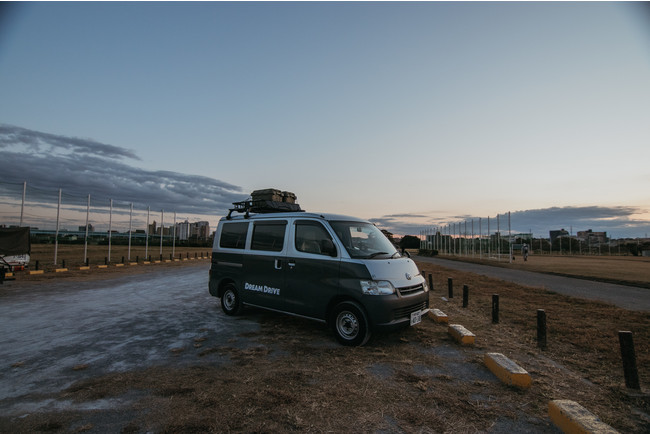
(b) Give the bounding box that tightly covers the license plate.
[410,310,422,326]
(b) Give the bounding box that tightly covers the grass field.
[435,253,650,287]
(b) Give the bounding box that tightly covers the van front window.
[329,221,399,259]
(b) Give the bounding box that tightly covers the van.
[208,208,430,346]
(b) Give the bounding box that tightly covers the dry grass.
[1,260,649,433]
[27,244,212,269]
[437,253,650,287]
[420,262,650,430]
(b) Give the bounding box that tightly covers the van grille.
[393,301,428,320]
[398,283,425,296]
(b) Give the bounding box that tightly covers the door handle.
[287,261,296,269]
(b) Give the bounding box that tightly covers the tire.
[331,301,371,346]
[220,283,242,316]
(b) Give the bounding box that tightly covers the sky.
[1,1,649,238]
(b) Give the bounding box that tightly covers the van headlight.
[360,280,395,295]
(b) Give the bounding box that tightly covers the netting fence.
[0,181,212,267]
[419,212,648,260]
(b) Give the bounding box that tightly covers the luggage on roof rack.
[227,189,303,219]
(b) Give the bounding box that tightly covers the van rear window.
[219,222,249,249]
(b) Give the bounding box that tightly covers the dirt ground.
[1,259,649,433]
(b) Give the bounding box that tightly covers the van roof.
[221,212,369,223]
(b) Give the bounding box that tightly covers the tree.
[400,235,420,249]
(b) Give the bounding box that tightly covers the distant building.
[190,221,210,240]
[513,233,533,242]
[576,229,607,244]
[148,221,157,235]
[549,229,569,243]
[176,220,191,241]
[78,224,94,232]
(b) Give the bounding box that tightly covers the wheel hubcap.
[336,311,359,339]
[224,290,235,310]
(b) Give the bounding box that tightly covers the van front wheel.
[332,302,371,346]
[221,284,242,316]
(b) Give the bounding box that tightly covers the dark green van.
[209,211,429,346]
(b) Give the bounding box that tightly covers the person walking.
[522,244,529,261]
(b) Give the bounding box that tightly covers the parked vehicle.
[209,192,429,346]
[0,227,31,284]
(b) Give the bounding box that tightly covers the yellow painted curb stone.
[548,400,618,433]
[484,353,531,389]
[448,324,475,345]
[428,308,449,323]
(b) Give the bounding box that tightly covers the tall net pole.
[54,189,61,265]
[145,206,150,259]
[20,181,26,227]
[108,199,113,263]
[84,194,90,264]
[160,210,164,257]
[128,203,133,261]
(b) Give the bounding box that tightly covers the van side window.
[219,222,249,249]
[251,221,287,252]
[295,221,336,256]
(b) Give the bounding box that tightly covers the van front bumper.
[363,293,430,331]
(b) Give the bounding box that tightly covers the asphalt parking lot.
[0,263,261,415]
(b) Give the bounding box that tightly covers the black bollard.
[104,257,108,265]
[447,277,453,298]
[35,260,39,271]
[619,331,640,389]
[537,309,547,350]
[122,256,125,264]
[428,274,433,292]
[62,259,66,269]
[492,294,499,324]
[85,258,89,267]
[462,285,469,308]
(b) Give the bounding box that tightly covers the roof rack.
[227,189,303,219]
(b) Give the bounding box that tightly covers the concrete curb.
[448,324,475,345]
[8,255,211,279]
[484,352,531,389]
[427,308,449,323]
[548,399,618,433]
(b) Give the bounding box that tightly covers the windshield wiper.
[368,251,389,259]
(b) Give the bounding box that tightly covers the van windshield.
[329,221,399,259]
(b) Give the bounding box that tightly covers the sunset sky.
[1,2,649,237]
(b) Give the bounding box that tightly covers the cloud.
[0,124,140,160]
[0,124,246,215]
[372,206,650,239]
[509,206,649,237]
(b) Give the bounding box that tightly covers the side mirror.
[321,240,337,257]
[403,250,411,258]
